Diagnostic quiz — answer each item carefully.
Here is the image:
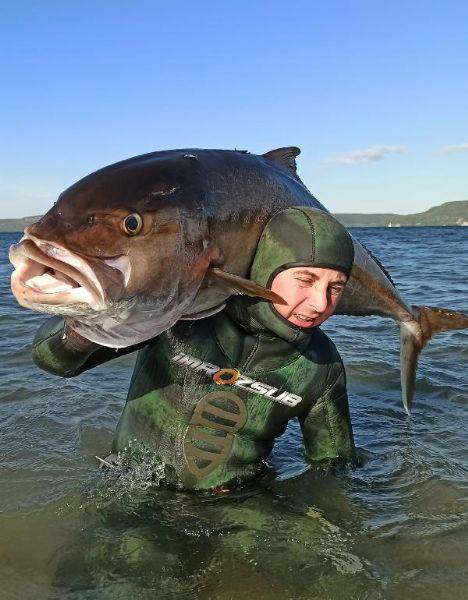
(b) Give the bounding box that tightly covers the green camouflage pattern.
[32,208,356,490]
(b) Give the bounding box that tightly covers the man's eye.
[295,277,312,284]
[330,286,344,294]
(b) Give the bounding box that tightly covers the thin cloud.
[327,145,406,165]
[442,143,468,154]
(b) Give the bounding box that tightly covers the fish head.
[9,151,217,346]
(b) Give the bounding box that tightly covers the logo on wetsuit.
[184,390,247,479]
[171,352,302,407]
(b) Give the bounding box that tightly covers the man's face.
[270,266,347,328]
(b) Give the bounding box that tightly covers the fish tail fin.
[400,306,468,414]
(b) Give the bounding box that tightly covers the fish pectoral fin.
[208,268,287,305]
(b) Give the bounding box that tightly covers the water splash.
[84,440,168,513]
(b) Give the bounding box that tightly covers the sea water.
[0,227,467,599]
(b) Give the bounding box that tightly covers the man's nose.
[307,286,328,313]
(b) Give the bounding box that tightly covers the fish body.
[10,148,323,344]
[9,147,468,410]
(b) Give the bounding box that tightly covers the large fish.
[9,147,467,411]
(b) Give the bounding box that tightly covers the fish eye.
[122,213,143,236]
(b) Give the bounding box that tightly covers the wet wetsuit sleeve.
[299,362,356,466]
[32,317,146,378]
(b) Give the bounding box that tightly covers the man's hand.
[63,320,101,352]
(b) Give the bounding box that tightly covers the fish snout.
[25,216,53,238]
[25,209,76,241]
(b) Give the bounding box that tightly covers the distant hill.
[0,215,42,233]
[1,201,467,232]
[334,201,468,227]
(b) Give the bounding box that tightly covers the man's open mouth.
[293,313,318,324]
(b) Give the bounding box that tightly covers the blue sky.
[1,0,467,218]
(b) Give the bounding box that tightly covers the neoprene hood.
[227,207,354,342]
[251,206,354,285]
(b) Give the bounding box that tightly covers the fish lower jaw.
[11,268,104,313]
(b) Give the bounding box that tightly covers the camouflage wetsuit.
[32,208,356,490]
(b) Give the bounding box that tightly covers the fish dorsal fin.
[208,268,287,305]
[262,147,301,179]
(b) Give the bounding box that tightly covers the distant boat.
[388,222,392,227]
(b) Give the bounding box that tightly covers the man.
[32,207,356,490]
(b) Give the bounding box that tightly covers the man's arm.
[299,361,356,467]
[32,317,146,378]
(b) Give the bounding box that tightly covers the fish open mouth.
[9,235,108,312]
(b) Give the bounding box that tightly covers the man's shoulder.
[160,317,219,351]
[303,328,343,367]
